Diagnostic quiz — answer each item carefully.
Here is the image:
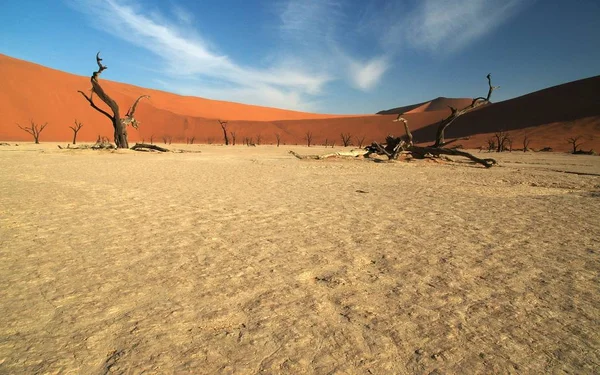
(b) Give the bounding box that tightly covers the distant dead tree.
[149,134,155,144]
[494,130,510,152]
[486,138,496,152]
[17,120,48,144]
[341,133,352,147]
[356,135,366,148]
[523,135,532,152]
[275,133,281,147]
[305,131,313,147]
[78,53,149,148]
[230,130,237,145]
[162,135,172,144]
[255,133,262,145]
[207,137,214,145]
[324,138,330,147]
[219,120,229,145]
[187,136,195,144]
[506,136,513,152]
[69,120,84,144]
[567,136,584,154]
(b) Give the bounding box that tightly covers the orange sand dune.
[1,53,598,152]
[411,75,600,152]
[377,97,474,115]
[0,54,355,143]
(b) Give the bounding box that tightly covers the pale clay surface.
[0,143,599,374]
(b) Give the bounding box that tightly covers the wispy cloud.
[383,0,532,53]
[71,0,331,110]
[69,0,529,111]
[277,0,389,92]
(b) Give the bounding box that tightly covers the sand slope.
[0,144,599,373]
[411,76,600,151]
[1,53,599,151]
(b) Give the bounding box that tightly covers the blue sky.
[1,0,599,114]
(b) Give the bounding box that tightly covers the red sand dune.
[378,97,475,115]
[1,53,598,152]
[410,76,600,152]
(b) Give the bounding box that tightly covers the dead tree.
[567,136,584,154]
[341,133,352,147]
[275,133,281,147]
[494,131,510,152]
[17,120,47,144]
[506,137,513,152]
[256,134,262,145]
[187,136,195,144]
[219,120,229,145]
[523,135,531,152]
[230,131,237,146]
[486,138,496,152]
[69,120,84,144]
[78,53,149,148]
[150,134,155,144]
[356,136,366,148]
[364,118,496,167]
[432,74,498,147]
[305,131,313,147]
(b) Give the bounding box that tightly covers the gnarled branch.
[432,74,498,147]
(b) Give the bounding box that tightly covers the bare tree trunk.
[219,120,229,145]
[305,131,313,147]
[432,74,498,147]
[78,53,149,148]
[17,120,47,144]
[69,120,84,144]
[341,133,352,147]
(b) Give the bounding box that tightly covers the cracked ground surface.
[0,144,599,374]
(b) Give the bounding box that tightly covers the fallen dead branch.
[290,75,499,168]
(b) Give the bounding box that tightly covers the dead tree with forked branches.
[291,75,498,168]
[431,74,498,148]
[356,136,366,148]
[275,133,281,147]
[494,131,511,152]
[69,120,84,144]
[567,136,584,154]
[219,120,229,145]
[305,131,313,147]
[523,135,531,152]
[341,133,352,147]
[78,53,149,148]
[17,120,48,144]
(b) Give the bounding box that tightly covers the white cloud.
[69,0,529,111]
[343,57,388,91]
[384,0,531,53]
[71,0,331,110]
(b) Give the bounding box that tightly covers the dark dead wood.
[432,74,498,147]
[131,143,169,152]
[69,120,84,144]
[17,120,48,144]
[408,146,497,168]
[219,120,229,145]
[79,53,148,148]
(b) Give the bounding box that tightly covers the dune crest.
[1,54,598,152]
